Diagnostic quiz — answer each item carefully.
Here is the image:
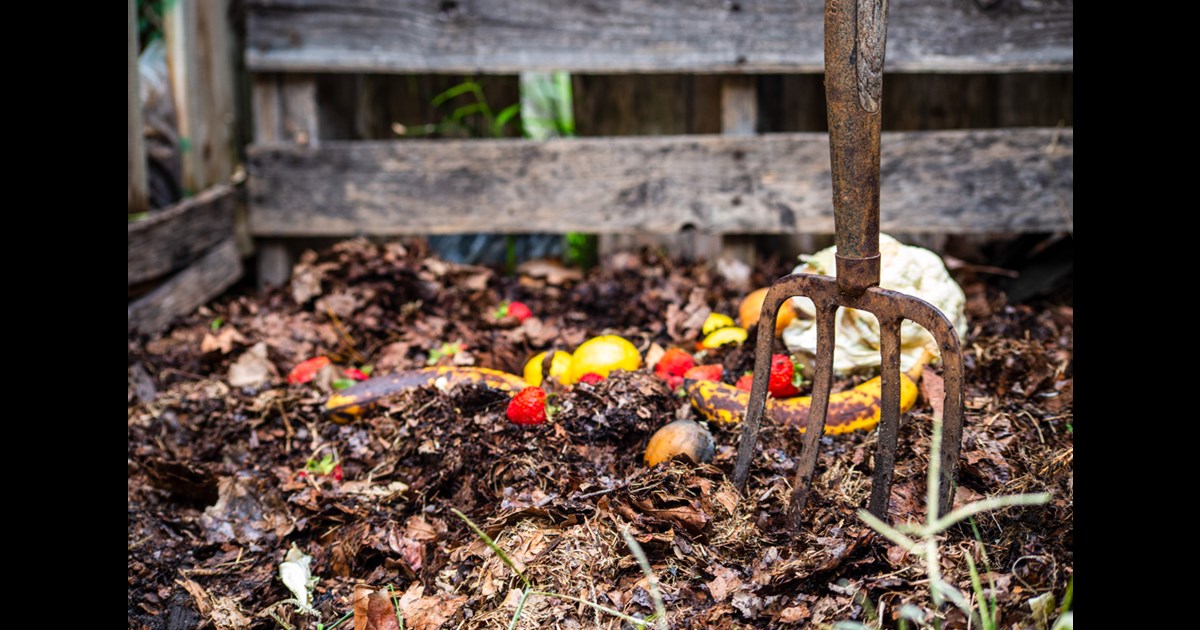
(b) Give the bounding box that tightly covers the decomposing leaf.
[177,578,252,629]
[201,326,247,355]
[200,474,292,544]
[705,565,742,603]
[228,342,278,388]
[354,585,402,630]
[341,480,409,499]
[290,250,335,304]
[920,366,945,419]
[778,604,810,624]
[396,582,467,630]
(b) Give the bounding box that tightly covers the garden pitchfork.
[731,0,965,528]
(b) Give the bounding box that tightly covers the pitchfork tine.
[732,286,791,492]
[868,317,903,519]
[785,300,837,524]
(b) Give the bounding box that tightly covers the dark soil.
[128,239,1073,629]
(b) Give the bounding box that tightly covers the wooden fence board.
[165,0,238,193]
[247,127,1073,236]
[129,0,148,213]
[245,0,1072,74]
[128,185,237,286]
[128,237,243,335]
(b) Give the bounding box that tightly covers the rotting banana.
[685,356,928,434]
[324,367,527,424]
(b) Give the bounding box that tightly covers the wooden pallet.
[243,0,1073,283]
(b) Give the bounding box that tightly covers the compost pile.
[127,239,1073,629]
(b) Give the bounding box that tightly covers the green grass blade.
[431,81,481,108]
[529,591,648,627]
[493,103,521,137]
[621,529,667,628]
[451,508,532,589]
[1058,575,1073,616]
[926,493,1052,534]
[857,509,923,553]
[507,589,532,630]
[324,609,354,630]
[964,552,992,630]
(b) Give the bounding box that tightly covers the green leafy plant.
[304,454,338,476]
[397,79,520,139]
[451,508,666,629]
[427,340,466,365]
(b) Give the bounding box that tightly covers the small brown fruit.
[738,287,798,336]
[644,419,716,467]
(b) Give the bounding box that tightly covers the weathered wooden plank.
[253,74,284,142]
[721,77,758,137]
[247,128,1073,236]
[246,0,1072,74]
[128,185,237,286]
[281,75,320,146]
[256,74,321,288]
[129,0,148,214]
[128,237,243,335]
[593,74,724,259]
[718,76,760,263]
[165,0,238,193]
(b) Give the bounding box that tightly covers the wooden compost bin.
[128,0,243,335]
[243,0,1072,286]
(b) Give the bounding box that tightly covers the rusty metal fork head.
[730,279,965,526]
[729,0,965,527]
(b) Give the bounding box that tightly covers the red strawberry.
[345,367,370,381]
[578,372,605,385]
[735,373,754,391]
[506,387,548,425]
[768,354,803,397]
[683,364,724,382]
[331,464,343,482]
[508,301,533,322]
[654,348,695,382]
[496,301,533,322]
[287,356,331,384]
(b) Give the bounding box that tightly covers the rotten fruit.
[654,347,695,389]
[686,356,928,434]
[701,312,735,336]
[738,287,799,336]
[644,419,716,466]
[567,335,642,384]
[506,386,548,425]
[682,364,723,382]
[699,326,748,349]
[324,366,527,423]
[523,350,573,387]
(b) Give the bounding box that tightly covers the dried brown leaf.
[920,366,945,420]
[397,583,467,630]
[779,604,810,624]
[227,342,278,389]
[177,578,251,629]
[354,585,402,630]
[201,326,246,354]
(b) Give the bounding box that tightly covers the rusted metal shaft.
[827,0,887,297]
